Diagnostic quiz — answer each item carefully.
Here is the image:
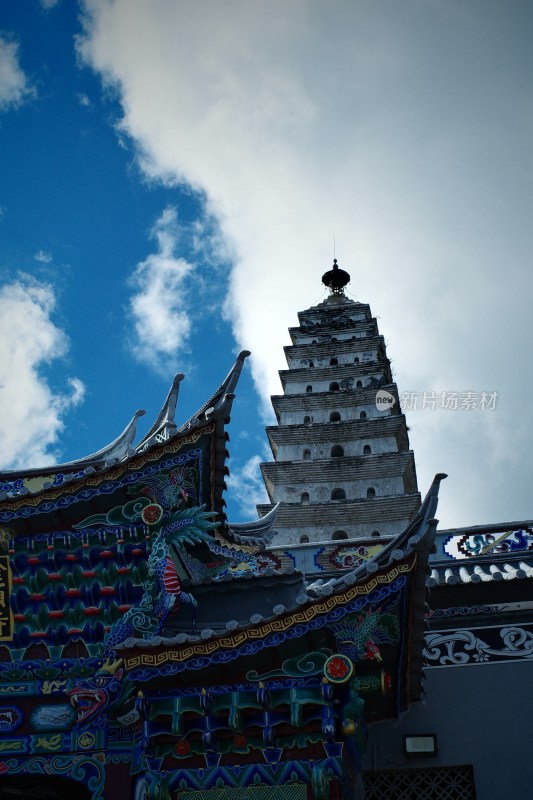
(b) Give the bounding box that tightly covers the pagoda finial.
[321,258,350,295]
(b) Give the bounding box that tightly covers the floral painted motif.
[141,504,164,526]
[324,654,353,683]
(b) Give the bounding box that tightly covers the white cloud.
[61,377,86,410]
[0,277,85,469]
[226,452,270,521]
[34,249,52,263]
[0,36,34,110]
[128,207,193,371]
[39,0,61,9]
[79,0,533,528]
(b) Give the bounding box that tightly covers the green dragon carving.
[101,504,219,662]
[76,504,219,666]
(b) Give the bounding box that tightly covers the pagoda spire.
[321,258,350,295]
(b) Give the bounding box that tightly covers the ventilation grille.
[363,765,476,800]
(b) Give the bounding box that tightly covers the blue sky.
[1,0,532,528]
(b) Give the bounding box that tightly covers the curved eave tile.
[426,558,533,586]
[177,351,250,432]
[226,502,281,548]
[136,373,184,451]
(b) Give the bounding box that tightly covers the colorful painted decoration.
[316,543,384,572]
[425,624,533,667]
[330,603,400,664]
[67,671,126,728]
[73,496,154,531]
[324,654,353,683]
[137,463,199,508]
[31,705,74,731]
[246,649,333,681]
[0,706,22,732]
[443,527,533,560]
[102,504,219,661]
[141,504,164,526]
[0,554,13,641]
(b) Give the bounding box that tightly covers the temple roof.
[0,351,275,548]
[117,474,447,707]
[0,351,250,499]
[0,409,147,484]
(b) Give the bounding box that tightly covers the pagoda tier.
[270,385,401,424]
[265,418,412,454]
[260,262,419,546]
[284,333,386,365]
[261,451,418,500]
[257,494,421,539]
[288,317,377,344]
[278,362,393,393]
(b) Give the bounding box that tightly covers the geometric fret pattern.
[177,787,307,800]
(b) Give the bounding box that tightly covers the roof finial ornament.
[321,258,350,295]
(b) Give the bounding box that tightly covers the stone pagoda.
[259,260,420,545]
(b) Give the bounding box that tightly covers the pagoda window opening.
[332,530,348,540]
[354,357,360,363]
[330,357,338,366]
[304,415,311,424]
[329,382,340,391]
[303,449,311,460]
[331,445,344,458]
[306,385,313,393]
[363,444,372,455]
[356,380,363,388]
[367,487,376,499]
[300,535,310,543]
[301,492,310,503]
[309,361,314,367]
[359,410,367,419]
[330,411,341,422]
[331,488,346,501]
[371,529,381,537]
